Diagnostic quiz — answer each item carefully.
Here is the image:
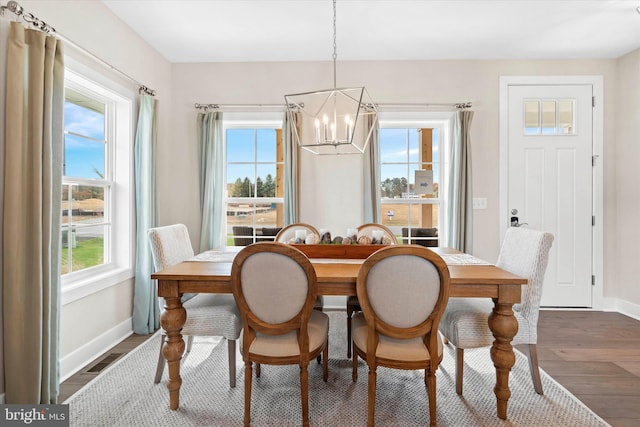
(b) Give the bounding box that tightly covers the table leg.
[161,296,186,410]
[488,294,519,420]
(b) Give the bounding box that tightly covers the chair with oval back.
[231,242,329,427]
[275,223,321,243]
[352,245,450,426]
[276,223,324,313]
[345,223,398,358]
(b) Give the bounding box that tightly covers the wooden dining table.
[152,246,527,420]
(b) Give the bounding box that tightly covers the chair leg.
[154,333,166,384]
[300,364,310,427]
[367,365,377,427]
[244,361,252,427]
[315,303,323,364]
[228,339,236,388]
[352,343,358,382]
[524,344,544,395]
[426,369,437,427]
[346,306,354,358]
[256,363,261,378]
[323,342,329,382]
[185,335,194,353]
[455,347,464,395]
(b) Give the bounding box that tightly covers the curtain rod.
[195,102,472,111]
[0,0,156,96]
[194,103,296,111]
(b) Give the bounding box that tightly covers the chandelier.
[285,0,378,155]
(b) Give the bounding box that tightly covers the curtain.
[197,111,224,251]
[2,22,64,404]
[283,111,301,225]
[363,114,381,223]
[132,95,158,334]
[446,110,474,252]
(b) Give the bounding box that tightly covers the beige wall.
[169,59,618,278]
[614,49,640,305]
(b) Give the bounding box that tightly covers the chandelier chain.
[332,0,337,88]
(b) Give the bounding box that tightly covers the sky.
[64,100,106,180]
[226,128,277,185]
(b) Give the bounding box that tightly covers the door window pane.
[541,101,556,135]
[524,101,539,135]
[558,100,574,134]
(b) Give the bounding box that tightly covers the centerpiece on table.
[287,227,393,259]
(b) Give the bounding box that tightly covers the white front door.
[506,84,593,307]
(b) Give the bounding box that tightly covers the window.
[524,99,575,135]
[379,113,452,246]
[62,88,109,274]
[61,67,133,301]
[224,114,284,246]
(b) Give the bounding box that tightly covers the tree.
[262,174,275,197]
[256,177,264,197]
[242,177,252,197]
[232,178,243,197]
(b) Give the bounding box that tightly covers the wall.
[614,49,640,308]
[0,1,173,388]
[169,59,618,288]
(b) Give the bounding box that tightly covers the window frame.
[223,112,284,244]
[378,112,454,245]
[61,65,135,305]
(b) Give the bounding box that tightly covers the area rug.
[65,311,610,426]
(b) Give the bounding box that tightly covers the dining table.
[152,245,527,420]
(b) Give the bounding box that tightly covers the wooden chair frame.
[346,223,398,358]
[351,245,450,427]
[231,242,329,427]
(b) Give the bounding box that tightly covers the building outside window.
[224,114,284,246]
[379,114,452,246]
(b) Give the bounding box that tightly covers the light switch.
[473,198,487,210]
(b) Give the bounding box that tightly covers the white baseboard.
[60,317,133,382]
[605,297,640,321]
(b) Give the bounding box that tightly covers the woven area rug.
[66,311,610,426]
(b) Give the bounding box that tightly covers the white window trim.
[223,113,284,239]
[378,111,454,243]
[61,63,135,306]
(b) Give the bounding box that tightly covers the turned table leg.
[488,286,520,420]
[160,293,186,410]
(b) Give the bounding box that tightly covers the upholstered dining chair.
[351,245,450,427]
[276,223,324,312]
[346,223,398,358]
[231,242,329,427]
[438,226,554,395]
[148,224,242,388]
[275,222,320,243]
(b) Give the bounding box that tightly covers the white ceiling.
[101,0,640,63]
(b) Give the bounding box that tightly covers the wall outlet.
[473,198,487,210]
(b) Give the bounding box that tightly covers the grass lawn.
[61,237,104,273]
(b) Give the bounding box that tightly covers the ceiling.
[101,0,640,63]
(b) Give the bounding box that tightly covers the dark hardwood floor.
[60,310,640,426]
[532,310,640,427]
